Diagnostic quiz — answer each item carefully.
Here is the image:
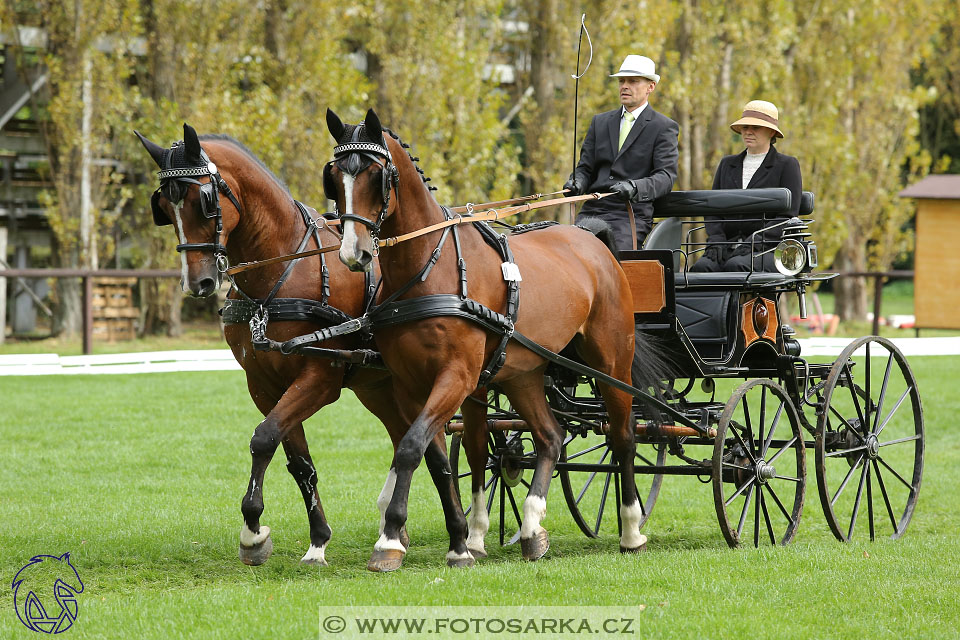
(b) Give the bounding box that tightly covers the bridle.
[323,127,399,249]
[151,142,244,270]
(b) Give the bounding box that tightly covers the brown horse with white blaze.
[135,124,474,568]
[326,109,656,571]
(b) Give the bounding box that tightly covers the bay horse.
[324,108,661,571]
[135,124,474,568]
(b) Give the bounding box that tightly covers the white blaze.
[172,201,189,291]
[339,174,360,265]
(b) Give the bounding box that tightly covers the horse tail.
[575,217,618,260]
[631,328,674,394]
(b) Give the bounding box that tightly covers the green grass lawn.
[2,359,959,639]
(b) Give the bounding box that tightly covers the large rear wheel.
[815,336,923,542]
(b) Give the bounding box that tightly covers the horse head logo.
[12,553,84,634]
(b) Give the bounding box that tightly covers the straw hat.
[609,55,660,83]
[730,100,784,138]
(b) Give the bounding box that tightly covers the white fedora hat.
[610,55,660,83]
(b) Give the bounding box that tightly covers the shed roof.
[899,174,960,199]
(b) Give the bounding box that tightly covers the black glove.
[563,175,582,196]
[732,243,753,257]
[702,245,723,263]
[610,179,638,202]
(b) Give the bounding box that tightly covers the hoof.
[367,549,405,572]
[620,534,648,554]
[446,551,476,569]
[399,526,410,550]
[239,535,273,566]
[520,529,550,561]
[467,546,488,559]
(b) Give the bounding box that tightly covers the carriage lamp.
[774,239,806,275]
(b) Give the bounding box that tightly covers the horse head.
[135,124,242,297]
[324,108,399,272]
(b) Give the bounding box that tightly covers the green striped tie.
[618,111,636,150]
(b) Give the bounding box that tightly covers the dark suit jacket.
[706,145,802,249]
[574,105,679,237]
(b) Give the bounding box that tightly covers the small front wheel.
[712,379,806,548]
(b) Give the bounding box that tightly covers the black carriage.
[447,187,924,548]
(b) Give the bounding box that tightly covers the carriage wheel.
[559,433,666,538]
[712,379,806,548]
[449,429,535,545]
[815,337,923,542]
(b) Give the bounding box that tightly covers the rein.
[225,191,609,276]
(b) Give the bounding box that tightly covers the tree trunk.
[832,242,868,322]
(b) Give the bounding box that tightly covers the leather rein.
[225,190,611,276]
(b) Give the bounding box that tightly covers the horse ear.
[364,109,383,140]
[183,123,202,163]
[134,131,166,168]
[326,109,345,141]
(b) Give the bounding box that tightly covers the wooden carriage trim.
[742,296,779,348]
[620,260,666,314]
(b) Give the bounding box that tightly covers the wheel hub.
[865,434,880,460]
[755,460,776,485]
[500,440,525,487]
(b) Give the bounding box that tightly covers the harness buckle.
[250,305,269,344]
[216,253,230,274]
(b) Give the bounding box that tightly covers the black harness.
[151,144,243,267]
[151,138,379,371]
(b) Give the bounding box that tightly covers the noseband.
[329,136,399,246]
[153,145,243,263]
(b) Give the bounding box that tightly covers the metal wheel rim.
[814,336,924,542]
[712,378,806,548]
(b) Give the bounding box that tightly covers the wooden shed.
[899,175,960,329]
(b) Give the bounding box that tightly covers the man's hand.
[610,179,638,202]
[563,175,582,196]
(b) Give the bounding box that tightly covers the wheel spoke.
[742,394,755,456]
[520,478,531,490]
[876,387,911,437]
[595,470,613,534]
[754,481,760,547]
[831,454,865,506]
[847,461,870,539]
[575,448,610,505]
[876,455,914,491]
[636,450,658,467]
[761,403,785,457]
[736,483,756,538]
[772,474,801,483]
[767,435,799,465]
[867,465,875,542]
[486,475,498,514]
[825,444,869,458]
[843,365,867,434]
[730,423,758,465]
[566,442,608,460]
[504,482,523,527]
[879,434,922,447]
[829,404,866,443]
[758,385,767,453]
[760,488,777,545]
[764,483,793,524]
[870,353,894,435]
[872,460,900,532]
[725,475,756,507]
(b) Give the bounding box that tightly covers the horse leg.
[369,370,473,572]
[461,389,490,558]
[600,383,647,552]
[500,373,565,561]
[239,377,340,566]
[280,430,332,565]
[424,432,474,568]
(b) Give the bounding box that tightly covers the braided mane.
[381,128,437,192]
